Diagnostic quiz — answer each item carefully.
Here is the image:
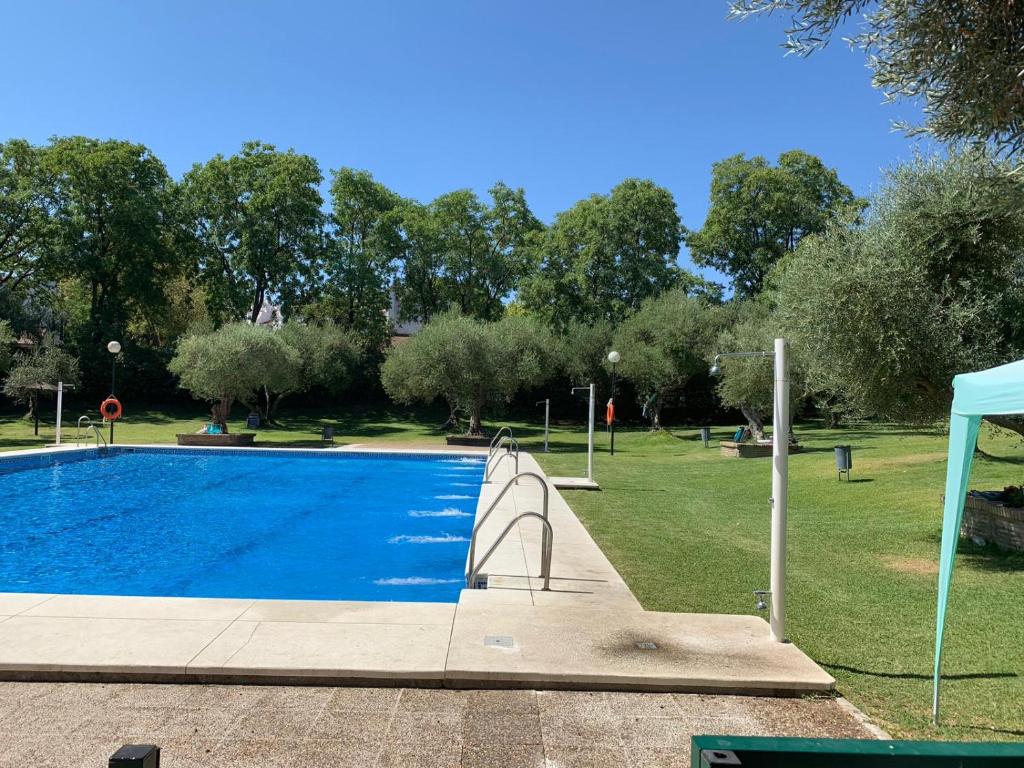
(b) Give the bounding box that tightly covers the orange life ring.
[606,401,615,426]
[100,396,122,422]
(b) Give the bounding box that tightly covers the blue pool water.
[0,448,486,602]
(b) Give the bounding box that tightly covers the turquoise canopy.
[933,358,1024,724]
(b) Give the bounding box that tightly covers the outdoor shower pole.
[55,381,63,446]
[587,383,595,482]
[770,337,790,643]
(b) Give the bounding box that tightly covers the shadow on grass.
[821,661,1018,682]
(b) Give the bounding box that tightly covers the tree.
[0,320,13,376]
[44,137,178,350]
[381,311,555,434]
[179,141,324,324]
[612,290,726,430]
[559,320,615,389]
[687,150,862,297]
[3,337,80,420]
[776,151,1024,432]
[168,323,300,432]
[0,140,56,292]
[730,1,1024,156]
[396,183,542,323]
[714,300,806,439]
[521,179,705,329]
[265,321,362,421]
[306,168,403,351]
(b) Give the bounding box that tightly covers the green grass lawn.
[1,403,1022,740]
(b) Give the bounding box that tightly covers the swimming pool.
[0,448,486,602]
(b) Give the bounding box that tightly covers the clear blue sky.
[2,1,924,282]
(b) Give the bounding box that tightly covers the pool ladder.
[485,436,519,482]
[74,416,107,449]
[466,471,552,591]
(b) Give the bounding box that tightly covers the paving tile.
[376,742,462,768]
[625,745,692,768]
[462,711,542,745]
[604,692,681,718]
[2,736,114,768]
[538,711,621,749]
[464,689,538,713]
[397,688,469,713]
[542,745,630,768]
[327,686,401,712]
[387,711,463,744]
[226,705,319,740]
[0,593,54,616]
[0,615,230,673]
[192,621,452,679]
[461,743,545,768]
[308,708,391,743]
[182,683,275,709]
[536,690,613,717]
[617,715,692,749]
[151,737,223,768]
[20,594,253,621]
[238,599,455,625]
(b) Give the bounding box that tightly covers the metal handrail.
[488,427,513,457]
[466,471,549,584]
[485,449,519,482]
[75,416,93,446]
[88,423,107,450]
[490,434,518,459]
[467,512,553,591]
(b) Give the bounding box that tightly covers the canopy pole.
[932,411,981,725]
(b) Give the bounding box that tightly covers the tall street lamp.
[607,350,620,456]
[107,340,121,444]
[710,338,790,643]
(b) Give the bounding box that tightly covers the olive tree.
[612,290,726,430]
[264,321,362,421]
[776,151,1024,432]
[2,337,81,420]
[714,300,807,439]
[169,323,300,432]
[730,1,1024,156]
[381,310,555,435]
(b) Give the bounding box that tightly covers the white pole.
[770,338,789,642]
[55,381,63,446]
[544,399,550,453]
[587,383,595,481]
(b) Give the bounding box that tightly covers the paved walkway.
[0,682,877,768]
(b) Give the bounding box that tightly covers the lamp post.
[107,340,121,444]
[607,350,620,456]
[710,338,790,643]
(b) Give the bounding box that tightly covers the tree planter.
[963,492,1024,552]
[176,433,256,447]
[446,434,491,447]
[719,440,802,458]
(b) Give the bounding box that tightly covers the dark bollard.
[834,445,852,480]
[109,745,160,768]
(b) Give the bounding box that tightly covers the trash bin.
[834,445,852,479]
[699,427,711,448]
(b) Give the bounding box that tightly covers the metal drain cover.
[484,635,514,648]
[636,641,658,650]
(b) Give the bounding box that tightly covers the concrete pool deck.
[0,444,833,695]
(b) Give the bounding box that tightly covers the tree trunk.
[741,405,766,440]
[269,393,285,422]
[651,401,663,431]
[467,403,484,436]
[211,396,233,433]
